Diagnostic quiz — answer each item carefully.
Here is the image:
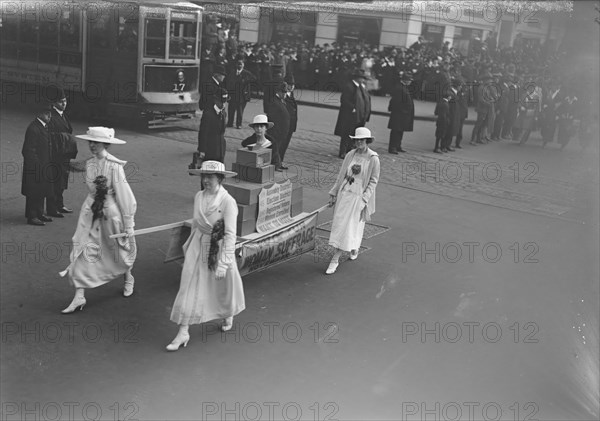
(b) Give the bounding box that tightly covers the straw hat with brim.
[248,114,274,129]
[75,127,126,144]
[349,127,374,141]
[189,160,237,177]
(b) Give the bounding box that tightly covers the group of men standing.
[21,87,78,226]
[196,58,297,171]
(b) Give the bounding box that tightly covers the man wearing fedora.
[334,68,372,159]
[46,86,78,216]
[198,65,228,163]
[281,73,298,168]
[387,72,414,154]
[226,56,257,129]
[21,104,54,226]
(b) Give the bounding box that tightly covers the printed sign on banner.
[256,179,293,233]
[237,213,318,276]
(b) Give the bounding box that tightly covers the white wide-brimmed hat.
[248,114,274,129]
[189,160,237,177]
[75,127,126,144]
[349,127,374,140]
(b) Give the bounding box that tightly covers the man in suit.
[470,73,493,145]
[226,56,257,129]
[265,78,288,171]
[46,87,78,216]
[454,77,469,149]
[198,65,228,163]
[387,72,414,154]
[21,104,54,226]
[280,73,298,169]
[334,68,372,159]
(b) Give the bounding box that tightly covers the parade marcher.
[334,68,371,159]
[59,127,137,313]
[540,80,562,147]
[326,127,380,275]
[198,65,228,163]
[556,91,578,150]
[167,160,245,351]
[469,73,493,145]
[387,72,414,154]
[21,104,54,226]
[434,93,450,153]
[281,73,298,168]
[265,79,288,171]
[516,81,541,145]
[226,56,257,129]
[46,87,78,216]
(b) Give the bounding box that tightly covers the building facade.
[226,1,570,53]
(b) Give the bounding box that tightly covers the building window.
[453,27,482,56]
[337,15,381,48]
[421,24,445,49]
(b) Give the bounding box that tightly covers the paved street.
[1,100,599,420]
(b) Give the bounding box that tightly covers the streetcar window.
[145,18,166,57]
[89,12,111,49]
[117,17,138,53]
[169,20,196,58]
[60,10,80,50]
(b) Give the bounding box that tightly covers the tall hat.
[75,127,126,144]
[213,65,226,76]
[188,160,236,177]
[351,68,368,79]
[284,72,295,85]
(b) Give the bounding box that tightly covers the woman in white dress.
[60,127,137,313]
[167,160,245,351]
[326,127,380,275]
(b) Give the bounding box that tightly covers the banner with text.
[256,179,293,233]
[237,212,318,276]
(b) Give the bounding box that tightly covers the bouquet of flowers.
[208,218,225,271]
[91,175,108,222]
[345,164,362,185]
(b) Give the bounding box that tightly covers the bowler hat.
[46,85,66,103]
[284,73,295,84]
[351,69,368,79]
[188,160,236,177]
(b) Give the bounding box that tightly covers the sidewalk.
[291,88,478,125]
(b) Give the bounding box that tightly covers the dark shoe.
[279,164,289,170]
[226,124,233,128]
[47,212,65,218]
[236,125,242,129]
[27,218,45,226]
[469,141,477,146]
[275,166,283,172]
[388,149,399,155]
[39,215,53,222]
[446,147,455,152]
[441,148,448,153]
[398,148,406,153]
[59,207,73,214]
[433,148,442,154]
[455,145,462,149]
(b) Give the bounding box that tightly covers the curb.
[295,98,477,126]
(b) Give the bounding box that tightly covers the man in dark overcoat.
[280,73,298,169]
[387,72,414,154]
[265,79,288,171]
[46,87,78,216]
[454,78,469,149]
[198,65,228,163]
[22,105,54,226]
[226,56,257,129]
[334,68,371,159]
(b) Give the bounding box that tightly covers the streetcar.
[0,0,203,127]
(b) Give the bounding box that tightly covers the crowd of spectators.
[200,17,597,150]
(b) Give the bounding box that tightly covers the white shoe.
[222,317,233,332]
[349,250,358,261]
[123,273,134,297]
[166,332,190,351]
[325,261,339,275]
[61,296,86,314]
